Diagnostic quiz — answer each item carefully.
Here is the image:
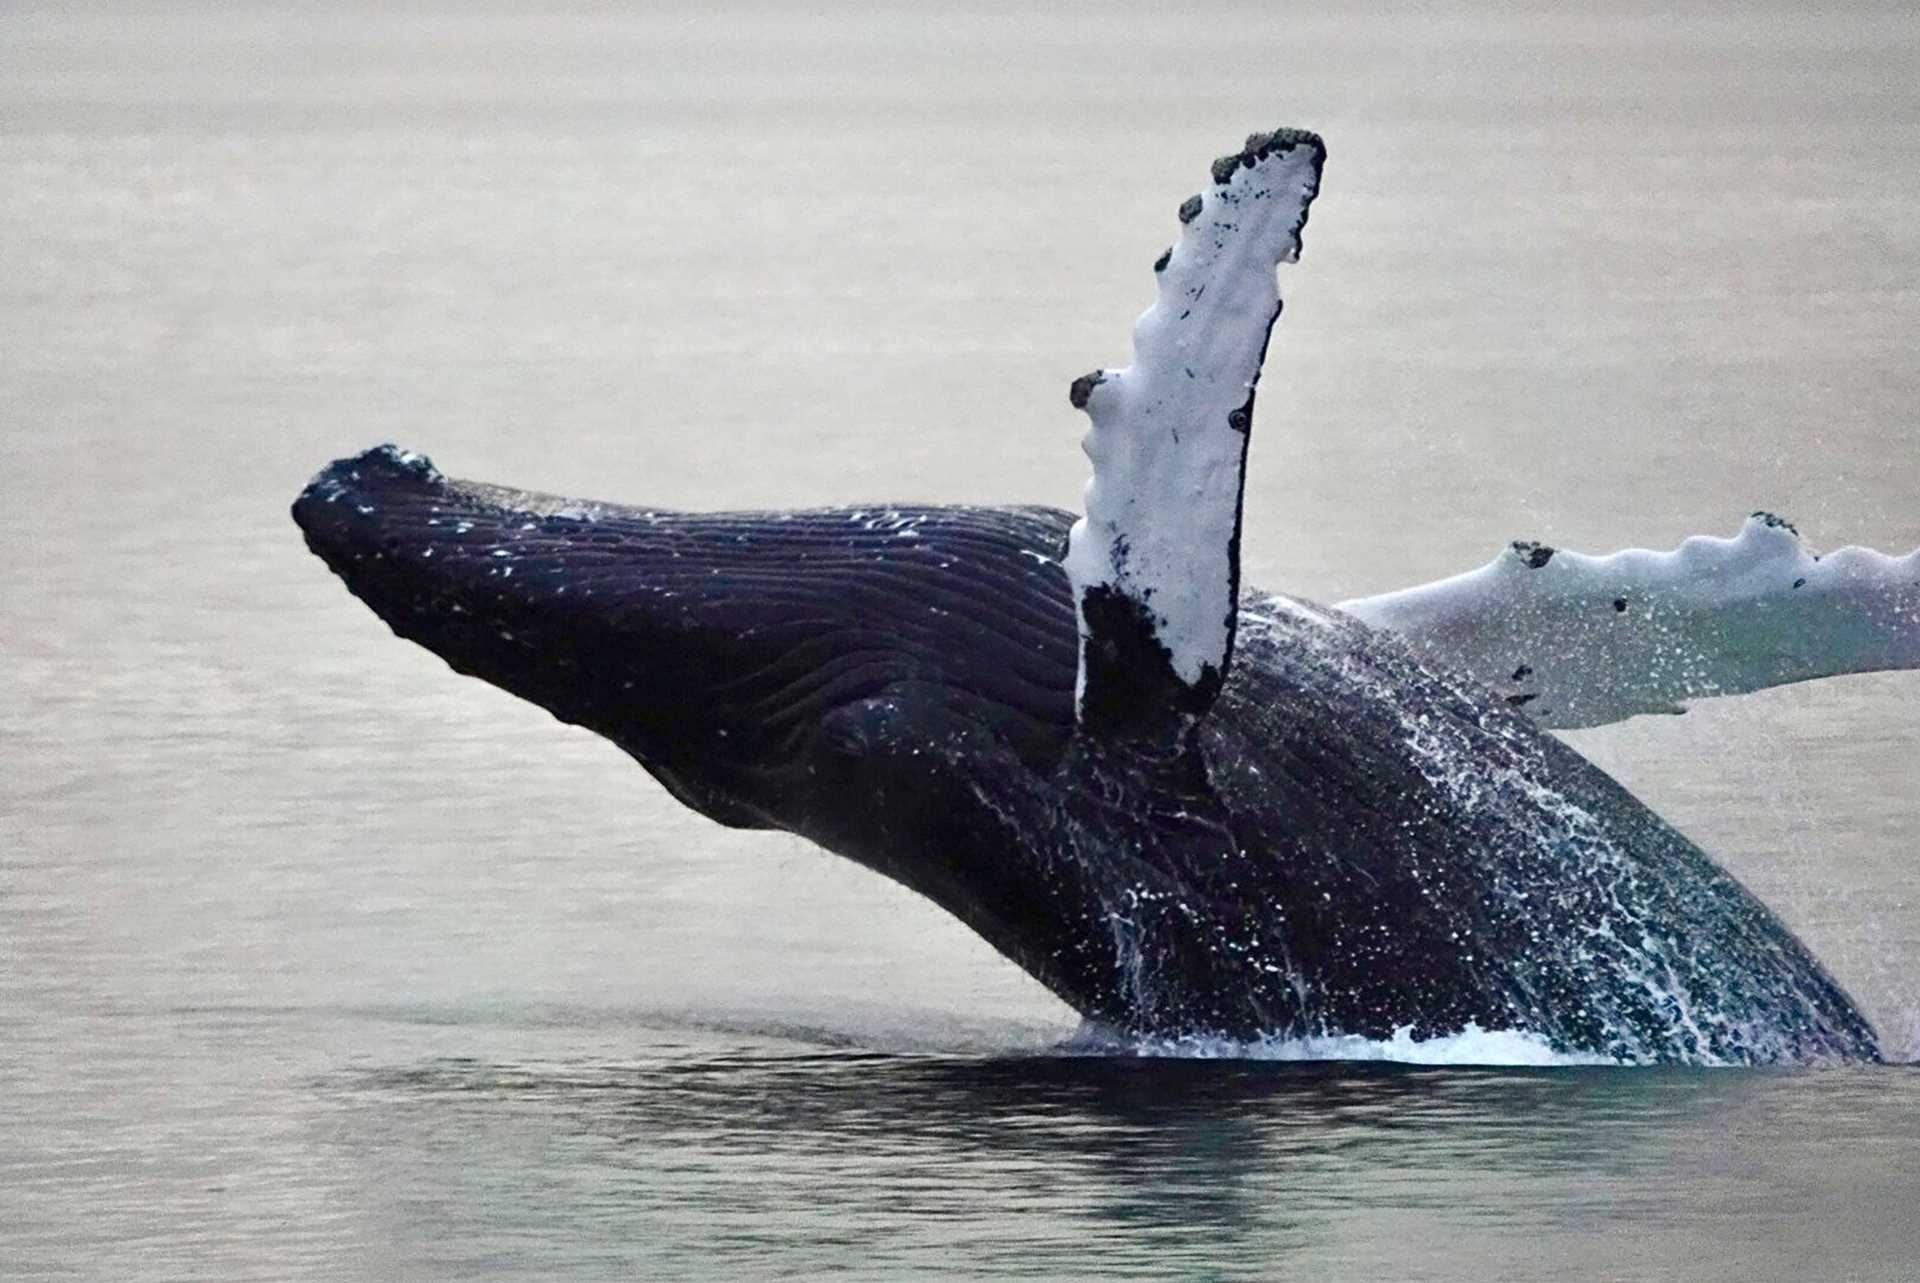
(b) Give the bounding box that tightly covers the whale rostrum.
[293,128,1917,1063]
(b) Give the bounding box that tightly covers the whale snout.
[293,443,443,517]
[294,443,693,660]
[295,443,836,829]
[293,443,587,588]
[293,449,412,593]
[293,443,565,666]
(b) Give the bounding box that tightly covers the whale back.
[1152,596,1878,1061]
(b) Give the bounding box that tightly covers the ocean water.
[4,3,1919,1279]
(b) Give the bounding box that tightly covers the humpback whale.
[294,129,1917,1064]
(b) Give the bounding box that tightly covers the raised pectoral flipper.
[1340,513,1920,729]
[1063,130,1326,740]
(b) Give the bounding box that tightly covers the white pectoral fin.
[1063,129,1326,739]
[1338,514,1920,729]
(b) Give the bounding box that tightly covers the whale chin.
[291,444,1081,831]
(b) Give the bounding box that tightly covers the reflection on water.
[318,1041,1920,1281]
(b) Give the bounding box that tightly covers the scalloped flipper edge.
[1339,513,1920,729]
[1063,129,1326,739]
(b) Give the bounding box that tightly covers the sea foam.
[1071,1022,1622,1067]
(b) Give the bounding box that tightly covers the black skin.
[294,446,1880,1063]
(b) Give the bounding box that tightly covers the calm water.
[5,3,1920,1279]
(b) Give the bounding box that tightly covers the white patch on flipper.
[1063,130,1326,724]
[1339,514,1920,729]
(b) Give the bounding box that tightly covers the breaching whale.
[294,129,1918,1064]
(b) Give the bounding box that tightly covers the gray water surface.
[5,3,1920,1279]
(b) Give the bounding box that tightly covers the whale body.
[293,445,1880,1064]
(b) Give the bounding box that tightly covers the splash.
[1069,1021,1622,1067]
[1883,1007,1920,1065]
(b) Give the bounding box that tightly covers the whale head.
[291,443,1082,862]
